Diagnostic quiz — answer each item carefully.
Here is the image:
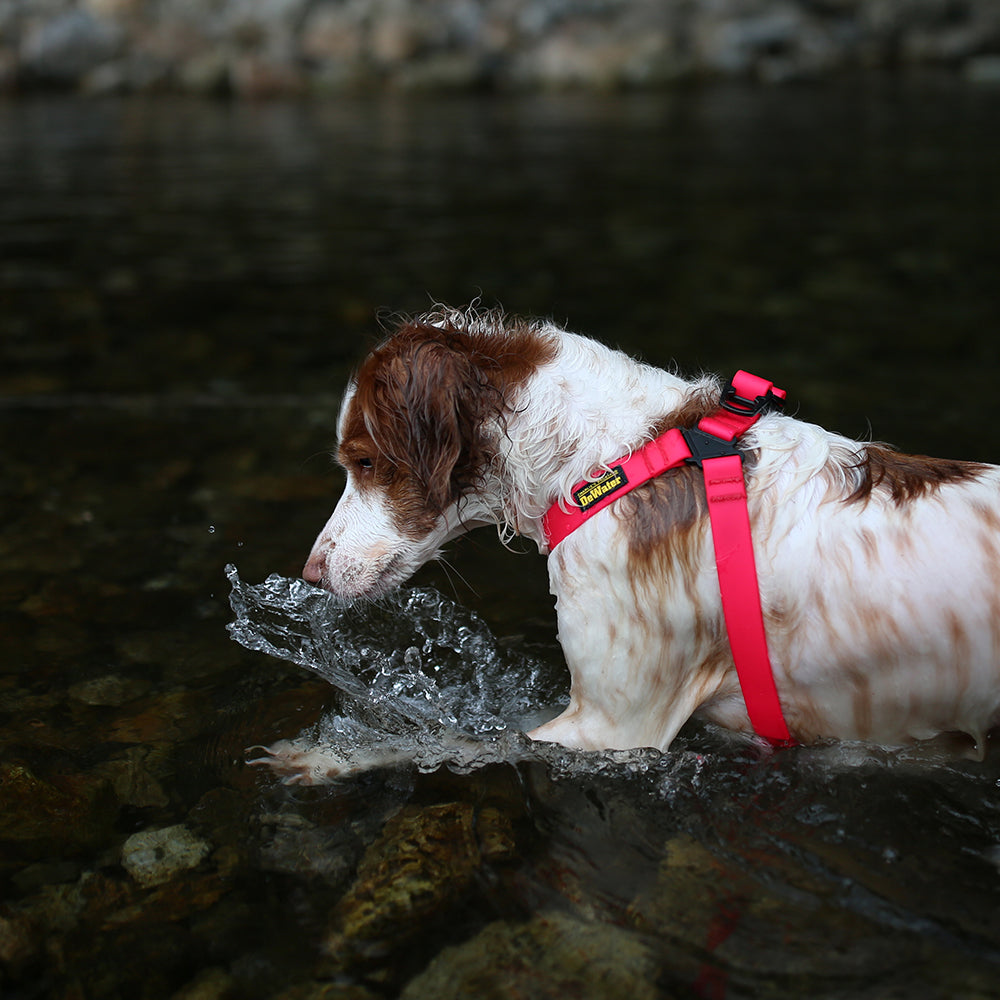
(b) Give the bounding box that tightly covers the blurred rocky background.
[2,0,1000,97]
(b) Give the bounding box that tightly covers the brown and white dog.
[303,306,1000,757]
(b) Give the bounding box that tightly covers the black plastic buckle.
[720,380,785,417]
[681,427,742,469]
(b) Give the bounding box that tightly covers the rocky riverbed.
[2,0,1000,96]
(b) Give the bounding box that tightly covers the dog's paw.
[246,740,408,785]
[247,740,353,785]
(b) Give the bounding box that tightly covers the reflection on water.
[1,81,1000,997]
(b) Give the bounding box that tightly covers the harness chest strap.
[541,371,794,746]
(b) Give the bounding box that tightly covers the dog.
[302,306,1000,758]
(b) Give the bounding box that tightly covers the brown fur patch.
[971,498,1000,535]
[945,609,974,686]
[620,465,711,610]
[858,526,881,568]
[764,596,800,638]
[339,312,556,536]
[844,444,986,507]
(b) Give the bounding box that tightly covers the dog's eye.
[356,457,373,472]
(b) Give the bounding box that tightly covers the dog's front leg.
[527,640,719,754]
[529,541,726,753]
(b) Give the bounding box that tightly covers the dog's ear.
[399,337,495,513]
[355,327,498,514]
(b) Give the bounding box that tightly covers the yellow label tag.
[574,465,628,511]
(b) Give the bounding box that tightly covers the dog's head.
[304,312,554,598]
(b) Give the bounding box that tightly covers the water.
[226,567,566,776]
[2,80,1000,998]
[225,570,1000,998]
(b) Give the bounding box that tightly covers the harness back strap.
[541,371,794,745]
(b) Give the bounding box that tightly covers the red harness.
[542,371,794,745]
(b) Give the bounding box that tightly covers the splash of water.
[225,565,573,775]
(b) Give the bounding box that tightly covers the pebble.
[121,824,212,888]
[68,673,151,707]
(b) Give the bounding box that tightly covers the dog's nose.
[303,553,325,584]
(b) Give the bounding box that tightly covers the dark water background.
[2,79,1000,999]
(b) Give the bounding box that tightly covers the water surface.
[2,80,999,999]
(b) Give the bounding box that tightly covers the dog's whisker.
[435,556,477,600]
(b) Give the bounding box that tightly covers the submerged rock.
[257,811,358,887]
[92,746,172,810]
[628,831,1000,997]
[69,673,151,707]
[167,966,235,1000]
[121,824,212,888]
[325,801,516,959]
[0,761,116,858]
[400,909,661,1000]
[274,982,380,1000]
[329,802,478,947]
